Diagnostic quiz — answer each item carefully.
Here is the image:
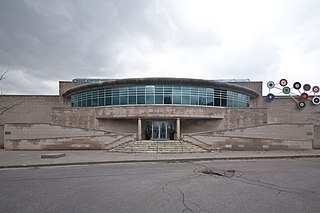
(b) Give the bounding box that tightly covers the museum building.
[1,77,319,152]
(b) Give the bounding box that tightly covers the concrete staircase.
[109,140,208,153]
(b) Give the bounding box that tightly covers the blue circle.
[303,84,311,91]
[267,81,275,89]
[267,93,275,101]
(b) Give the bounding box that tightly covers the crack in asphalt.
[160,163,210,213]
[178,188,194,213]
[189,161,316,197]
[160,172,201,212]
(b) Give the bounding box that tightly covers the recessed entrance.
[146,121,174,140]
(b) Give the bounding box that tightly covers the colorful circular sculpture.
[303,84,311,91]
[279,79,288,86]
[293,82,301,89]
[312,86,320,93]
[267,81,275,89]
[267,79,320,108]
[282,86,291,94]
[298,101,306,108]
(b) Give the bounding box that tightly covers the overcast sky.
[0,0,320,95]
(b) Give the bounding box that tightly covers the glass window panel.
[206,88,214,106]
[172,86,181,94]
[112,96,119,105]
[98,98,104,106]
[98,89,103,97]
[191,95,198,105]
[173,95,181,104]
[119,87,127,95]
[112,87,119,96]
[155,86,163,95]
[214,89,221,106]
[173,86,181,104]
[221,95,227,107]
[129,96,136,104]
[106,97,111,105]
[164,96,172,104]
[105,89,111,99]
[198,88,206,96]
[163,86,172,93]
[207,97,213,106]
[146,95,154,104]
[129,86,136,95]
[227,99,234,107]
[81,99,86,107]
[191,87,198,95]
[199,96,206,105]
[155,95,163,104]
[221,90,227,99]
[136,86,145,95]
[214,97,220,106]
[181,86,190,95]
[206,88,214,95]
[182,96,190,105]
[146,86,155,94]
[120,96,128,105]
[137,95,145,104]
[92,98,98,107]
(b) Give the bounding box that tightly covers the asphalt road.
[1,159,320,213]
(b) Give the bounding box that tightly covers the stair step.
[109,140,208,153]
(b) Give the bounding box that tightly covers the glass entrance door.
[147,121,173,140]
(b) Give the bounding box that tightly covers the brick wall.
[184,123,314,150]
[4,123,134,150]
[192,123,314,140]
[264,97,320,124]
[0,95,61,124]
[4,123,107,140]
[0,95,61,147]
[314,125,320,149]
[0,125,3,148]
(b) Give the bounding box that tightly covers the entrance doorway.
[146,121,174,140]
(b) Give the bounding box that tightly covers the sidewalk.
[1,149,320,169]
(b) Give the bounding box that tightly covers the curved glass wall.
[70,85,250,108]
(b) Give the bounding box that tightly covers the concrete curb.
[41,153,66,159]
[1,154,320,169]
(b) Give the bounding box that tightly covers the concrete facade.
[4,123,135,150]
[0,95,62,148]
[1,77,320,151]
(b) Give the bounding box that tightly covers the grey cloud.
[0,0,320,94]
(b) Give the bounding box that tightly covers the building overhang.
[62,77,260,99]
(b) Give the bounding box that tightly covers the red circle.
[312,86,320,93]
[279,79,288,86]
[301,93,309,100]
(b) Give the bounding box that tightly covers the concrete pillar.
[138,118,142,141]
[176,118,180,140]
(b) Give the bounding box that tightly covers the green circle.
[283,86,291,94]
[298,102,306,108]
